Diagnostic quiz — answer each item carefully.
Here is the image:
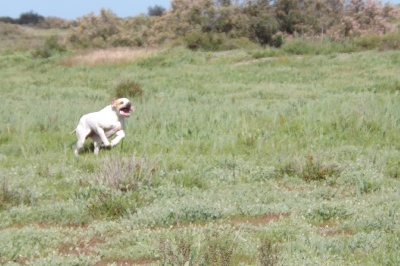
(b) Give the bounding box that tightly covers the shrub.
[114,80,143,99]
[17,11,44,25]
[378,30,400,50]
[148,5,166,17]
[0,22,24,37]
[354,30,400,51]
[353,34,383,50]
[32,35,66,58]
[66,9,122,48]
[0,16,15,24]
[183,31,227,51]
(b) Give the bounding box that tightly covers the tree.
[66,9,122,48]
[244,1,282,46]
[18,11,44,25]
[148,5,166,16]
[274,0,308,34]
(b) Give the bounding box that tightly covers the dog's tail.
[70,129,76,134]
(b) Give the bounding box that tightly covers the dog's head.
[112,98,135,117]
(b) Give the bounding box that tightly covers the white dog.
[72,98,135,156]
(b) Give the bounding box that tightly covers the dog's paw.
[101,143,111,148]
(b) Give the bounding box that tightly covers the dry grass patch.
[60,48,161,66]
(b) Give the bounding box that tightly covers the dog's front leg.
[110,130,126,147]
[95,127,111,147]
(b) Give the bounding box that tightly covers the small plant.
[158,228,236,266]
[0,178,38,209]
[202,229,236,266]
[384,158,400,179]
[307,204,350,224]
[76,186,138,219]
[0,177,10,209]
[114,80,143,99]
[257,238,279,266]
[275,155,341,181]
[300,155,340,182]
[158,231,201,265]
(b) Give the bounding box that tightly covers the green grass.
[1,44,400,265]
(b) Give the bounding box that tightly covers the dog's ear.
[111,98,118,107]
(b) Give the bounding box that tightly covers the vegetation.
[0,0,400,265]
[64,0,399,49]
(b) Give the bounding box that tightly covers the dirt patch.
[95,258,159,266]
[58,235,105,257]
[229,213,291,226]
[318,221,354,236]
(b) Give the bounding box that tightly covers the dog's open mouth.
[119,105,135,117]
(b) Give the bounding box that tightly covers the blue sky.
[0,0,171,19]
[0,0,399,20]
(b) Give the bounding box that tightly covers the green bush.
[183,31,227,51]
[32,35,66,58]
[114,80,143,99]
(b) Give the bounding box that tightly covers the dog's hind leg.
[91,134,102,155]
[74,139,84,156]
[74,125,90,156]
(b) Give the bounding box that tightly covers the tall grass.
[1,45,400,264]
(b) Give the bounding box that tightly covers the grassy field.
[0,42,400,265]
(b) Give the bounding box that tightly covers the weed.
[300,155,341,182]
[276,155,341,182]
[158,230,201,265]
[0,177,10,209]
[202,229,236,266]
[384,158,400,179]
[94,155,157,191]
[307,204,350,224]
[257,238,279,266]
[158,228,236,266]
